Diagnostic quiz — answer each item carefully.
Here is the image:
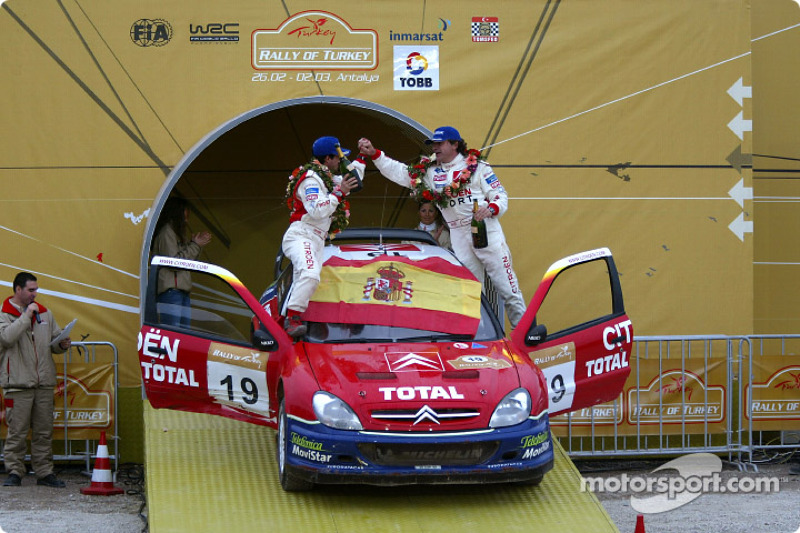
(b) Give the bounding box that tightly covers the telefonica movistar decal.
[252,11,377,70]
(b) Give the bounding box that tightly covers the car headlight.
[489,388,532,428]
[312,391,363,430]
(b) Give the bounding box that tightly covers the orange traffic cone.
[634,514,646,533]
[80,431,124,496]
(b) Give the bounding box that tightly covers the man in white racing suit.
[358,127,526,328]
[282,136,365,337]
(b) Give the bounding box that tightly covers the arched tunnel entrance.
[139,96,433,304]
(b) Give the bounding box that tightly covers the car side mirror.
[253,328,279,352]
[524,323,547,346]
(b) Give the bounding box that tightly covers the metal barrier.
[743,335,800,466]
[556,334,800,468]
[4,336,796,471]
[1,341,119,475]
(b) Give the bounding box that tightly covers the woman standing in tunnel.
[152,197,212,327]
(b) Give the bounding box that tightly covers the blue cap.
[424,126,461,144]
[312,136,350,158]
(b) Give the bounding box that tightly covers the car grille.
[371,407,480,427]
[358,441,499,466]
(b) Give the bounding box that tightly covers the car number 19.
[207,361,270,414]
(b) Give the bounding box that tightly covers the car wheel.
[277,399,314,492]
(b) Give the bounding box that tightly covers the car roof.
[329,227,439,246]
[304,228,483,334]
[324,227,460,265]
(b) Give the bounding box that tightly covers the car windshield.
[305,299,502,343]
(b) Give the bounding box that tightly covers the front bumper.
[283,413,555,486]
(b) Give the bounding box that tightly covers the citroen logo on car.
[413,405,440,425]
[385,352,444,372]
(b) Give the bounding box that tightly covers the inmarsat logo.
[389,18,450,42]
[130,19,173,47]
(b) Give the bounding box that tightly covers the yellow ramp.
[144,401,619,532]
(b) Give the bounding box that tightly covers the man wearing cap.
[358,127,526,329]
[281,136,365,337]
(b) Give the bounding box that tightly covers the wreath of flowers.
[407,149,484,209]
[285,160,350,236]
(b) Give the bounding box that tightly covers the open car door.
[138,256,292,427]
[511,248,632,417]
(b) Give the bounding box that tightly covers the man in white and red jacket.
[1,272,71,488]
[358,127,526,328]
[282,136,365,337]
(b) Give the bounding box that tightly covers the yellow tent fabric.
[0,0,796,392]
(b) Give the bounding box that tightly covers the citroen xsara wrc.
[139,228,632,491]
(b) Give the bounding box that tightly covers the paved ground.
[0,464,146,533]
[0,459,798,533]
[579,458,800,533]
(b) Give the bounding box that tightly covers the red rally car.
[138,228,632,491]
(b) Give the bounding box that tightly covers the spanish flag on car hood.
[305,255,482,335]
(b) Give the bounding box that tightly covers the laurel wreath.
[407,149,484,209]
[285,160,350,235]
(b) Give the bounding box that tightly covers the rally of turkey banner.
[1,363,115,441]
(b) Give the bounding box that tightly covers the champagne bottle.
[471,199,489,249]
[336,145,363,193]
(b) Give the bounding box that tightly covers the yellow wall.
[753,0,800,333]
[1,0,796,403]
